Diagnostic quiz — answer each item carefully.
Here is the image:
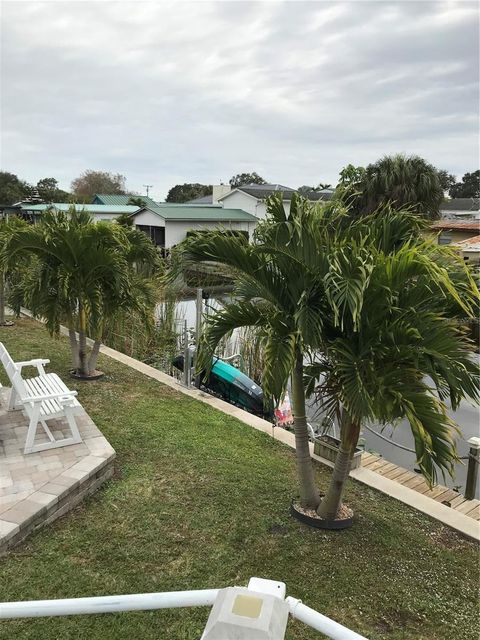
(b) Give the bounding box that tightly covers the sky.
[1,1,479,202]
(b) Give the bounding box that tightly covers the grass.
[0,317,478,640]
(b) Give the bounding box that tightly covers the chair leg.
[24,405,41,454]
[64,406,82,445]
[7,387,19,411]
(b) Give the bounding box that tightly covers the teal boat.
[172,353,266,417]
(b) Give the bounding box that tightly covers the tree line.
[1,162,478,208]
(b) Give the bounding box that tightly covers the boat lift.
[0,576,368,639]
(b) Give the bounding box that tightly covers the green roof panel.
[20,203,139,214]
[92,194,159,207]
[135,204,257,222]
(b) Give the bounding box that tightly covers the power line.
[143,184,153,197]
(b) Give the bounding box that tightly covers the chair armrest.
[15,359,50,375]
[22,390,78,404]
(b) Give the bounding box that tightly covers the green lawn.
[0,318,478,640]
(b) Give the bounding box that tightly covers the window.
[438,233,452,245]
[137,225,165,247]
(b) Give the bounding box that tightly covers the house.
[428,220,480,245]
[17,203,139,223]
[440,198,480,220]
[453,235,480,265]
[131,204,257,248]
[91,193,159,208]
[186,184,335,217]
[217,184,333,220]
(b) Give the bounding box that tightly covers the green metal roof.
[92,194,158,207]
[134,204,257,222]
[20,203,139,214]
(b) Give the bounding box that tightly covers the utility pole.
[143,184,153,197]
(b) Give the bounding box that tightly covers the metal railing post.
[464,437,480,501]
[195,288,202,389]
[183,320,191,388]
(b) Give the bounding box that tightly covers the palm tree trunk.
[291,349,321,509]
[78,301,89,376]
[88,319,103,372]
[68,327,80,371]
[317,409,360,520]
[0,273,5,325]
[88,340,102,373]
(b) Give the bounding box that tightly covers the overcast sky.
[1,1,478,201]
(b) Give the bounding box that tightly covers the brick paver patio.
[0,387,115,552]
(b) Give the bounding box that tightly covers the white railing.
[0,577,368,640]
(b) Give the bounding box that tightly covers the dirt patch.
[294,501,353,521]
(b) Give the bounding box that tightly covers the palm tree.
[2,207,159,377]
[339,154,444,220]
[174,195,339,508]
[0,216,28,326]
[175,195,479,520]
[305,230,479,519]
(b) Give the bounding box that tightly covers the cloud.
[1,0,478,200]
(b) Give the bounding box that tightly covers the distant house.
[453,235,480,265]
[217,184,334,220]
[440,198,480,220]
[17,203,139,223]
[131,204,257,248]
[91,194,159,208]
[186,184,335,217]
[428,220,480,245]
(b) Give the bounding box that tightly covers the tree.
[449,170,480,198]
[0,172,33,205]
[36,178,70,203]
[436,169,456,194]
[71,171,127,199]
[298,183,332,195]
[2,208,159,377]
[0,216,27,326]
[165,184,212,203]
[175,195,479,521]
[338,155,444,220]
[229,172,266,188]
[127,196,147,208]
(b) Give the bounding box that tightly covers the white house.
[131,204,257,248]
[217,184,334,220]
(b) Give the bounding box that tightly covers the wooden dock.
[361,452,480,521]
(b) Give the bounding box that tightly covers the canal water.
[160,296,480,498]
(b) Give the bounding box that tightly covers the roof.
[237,184,297,199]
[431,221,480,233]
[92,194,158,207]
[441,198,480,212]
[185,195,214,204]
[132,204,257,222]
[20,203,139,214]
[455,235,480,248]
[219,183,334,202]
[453,235,480,253]
[302,189,335,202]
